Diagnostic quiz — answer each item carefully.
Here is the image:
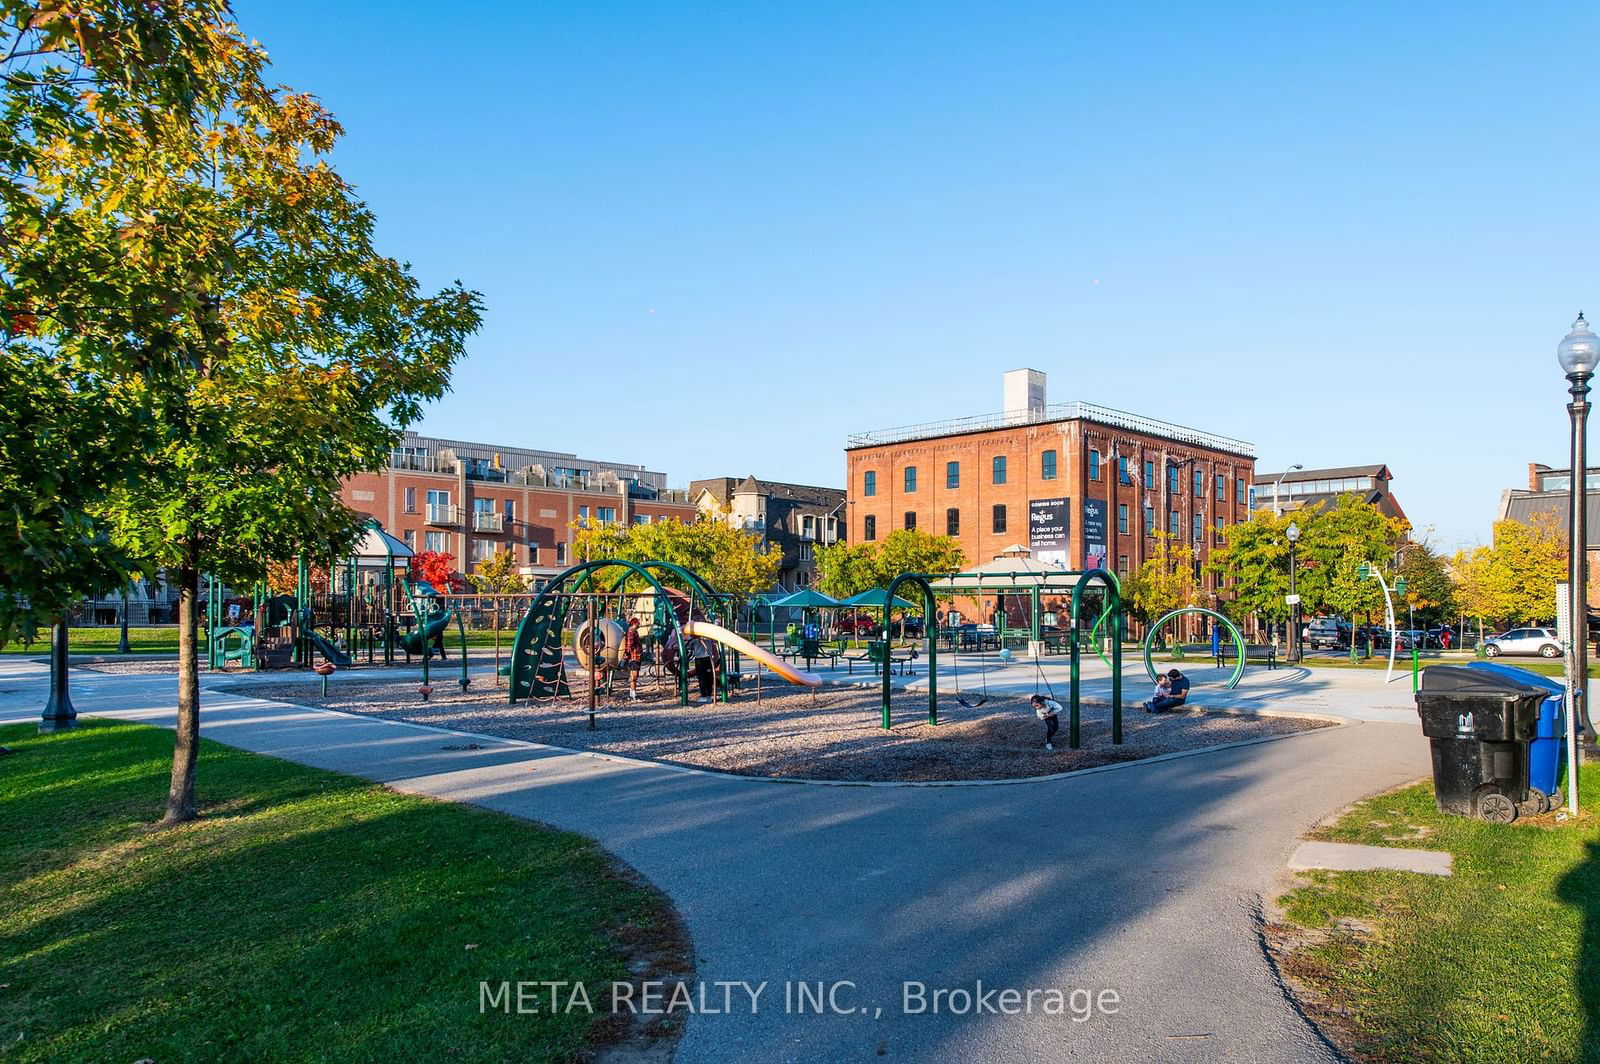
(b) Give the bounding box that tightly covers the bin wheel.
[1525,788,1552,815]
[1478,792,1518,823]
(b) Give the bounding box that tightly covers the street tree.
[468,547,528,596]
[16,4,485,824]
[1453,513,1567,626]
[571,517,782,598]
[1123,532,1199,625]
[815,529,967,599]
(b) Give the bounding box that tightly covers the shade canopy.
[354,523,413,561]
[842,588,921,610]
[770,588,842,609]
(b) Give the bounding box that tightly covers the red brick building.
[339,432,695,583]
[844,371,1256,596]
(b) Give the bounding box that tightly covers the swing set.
[878,567,1126,748]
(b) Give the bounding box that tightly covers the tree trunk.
[163,549,201,825]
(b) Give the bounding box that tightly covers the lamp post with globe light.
[1557,313,1599,815]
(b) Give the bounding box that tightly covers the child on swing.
[1029,693,1062,750]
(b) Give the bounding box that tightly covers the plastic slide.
[682,620,822,686]
[401,610,454,657]
[307,630,352,667]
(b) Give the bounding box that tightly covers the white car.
[1483,627,1563,658]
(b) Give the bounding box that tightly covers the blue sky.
[237,1,1600,552]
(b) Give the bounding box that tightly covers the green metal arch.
[882,573,940,729]
[1067,568,1125,747]
[1142,607,1248,691]
[511,559,694,705]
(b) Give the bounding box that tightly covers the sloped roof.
[1263,489,1408,523]
[690,475,843,508]
[1254,464,1390,483]
[1502,490,1600,546]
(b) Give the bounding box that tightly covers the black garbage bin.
[1415,665,1550,823]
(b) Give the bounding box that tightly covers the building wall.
[339,465,696,580]
[846,418,1255,594]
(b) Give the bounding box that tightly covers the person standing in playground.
[623,617,644,700]
[1030,694,1061,750]
[690,635,716,704]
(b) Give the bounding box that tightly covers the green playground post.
[1412,645,1420,692]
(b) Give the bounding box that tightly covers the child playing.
[1029,694,1062,750]
[1143,674,1171,712]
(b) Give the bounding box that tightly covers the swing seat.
[955,694,989,709]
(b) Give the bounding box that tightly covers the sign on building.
[1030,497,1071,569]
[1082,497,1107,570]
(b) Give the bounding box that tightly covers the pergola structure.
[925,548,1099,642]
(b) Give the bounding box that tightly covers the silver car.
[1483,627,1563,658]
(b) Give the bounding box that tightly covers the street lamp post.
[1557,313,1599,816]
[39,619,76,732]
[1273,463,1304,517]
[118,586,132,654]
[1286,521,1301,663]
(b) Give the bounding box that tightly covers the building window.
[1193,469,1204,496]
[1117,503,1129,534]
[1041,449,1057,480]
[864,515,877,541]
[1237,477,1246,503]
[904,511,917,531]
[1144,459,1155,487]
[1169,511,1180,536]
[1193,513,1203,543]
[992,504,1007,533]
[1167,466,1179,493]
[578,504,590,523]
[402,529,416,550]
[993,456,1007,484]
[946,461,960,489]
[1118,456,1131,485]
[632,514,649,525]
[1215,514,1226,544]
[556,541,567,564]
[946,508,960,536]
[424,530,447,553]
[800,542,813,561]
[1144,506,1155,534]
[403,487,417,514]
[864,471,877,497]
[1088,450,1101,481]
[470,539,496,564]
[528,543,539,564]
[802,514,816,539]
[426,489,451,522]
[1118,554,1129,576]
[904,467,917,493]
[1216,474,1226,501]
[597,506,617,524]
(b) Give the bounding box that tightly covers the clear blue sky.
[237,0,1600,553]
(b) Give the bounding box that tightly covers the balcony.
[389,451,455,474]
[472,511,504,533]
[426,503,460,525]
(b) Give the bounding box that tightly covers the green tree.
[1209,511,1293,626]
[571,517,781,598]
[0,1,227,644]
[814,528,967,599]
[1123,532,1199,624]
[1297,496,1405,624]
[24,4,486,823]
[468,547,528,595]
[1453,513,1566,626]
[1395,540,1457,628]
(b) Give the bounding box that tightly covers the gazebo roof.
[354,524,413,561]
[926,554,1089,592]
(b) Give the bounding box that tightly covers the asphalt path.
[0,660,1430,1062]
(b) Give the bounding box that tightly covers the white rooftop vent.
[1003,368,1046,422]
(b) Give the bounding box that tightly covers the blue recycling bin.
[1467,662,1566,805]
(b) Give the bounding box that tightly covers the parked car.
[1304,618,1347,650]
[834,611,882,638]
[890,615,925,638]
[1483,627,1564,658]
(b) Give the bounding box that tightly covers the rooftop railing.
[846,400,1256,458]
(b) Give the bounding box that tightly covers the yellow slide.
[682,620,823,687]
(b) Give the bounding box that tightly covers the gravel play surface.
[221,668,1334,782]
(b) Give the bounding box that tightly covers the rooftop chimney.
[1003,368,1046,421]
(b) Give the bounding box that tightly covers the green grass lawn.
[0,721,687,1062]
[1,626,187,655]
[1276,763,1600,1062]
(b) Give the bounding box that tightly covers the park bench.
[1210,643,1277,670]
[845,641,917,676]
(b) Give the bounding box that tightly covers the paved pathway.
[0,660,1431,1062]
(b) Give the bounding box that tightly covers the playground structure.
[204,520,469,681]
[1142,607,1249,691]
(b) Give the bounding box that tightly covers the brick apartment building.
[844,370,1256,594]
[339,431,696,582]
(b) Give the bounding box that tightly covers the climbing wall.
[508,594,571,701]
